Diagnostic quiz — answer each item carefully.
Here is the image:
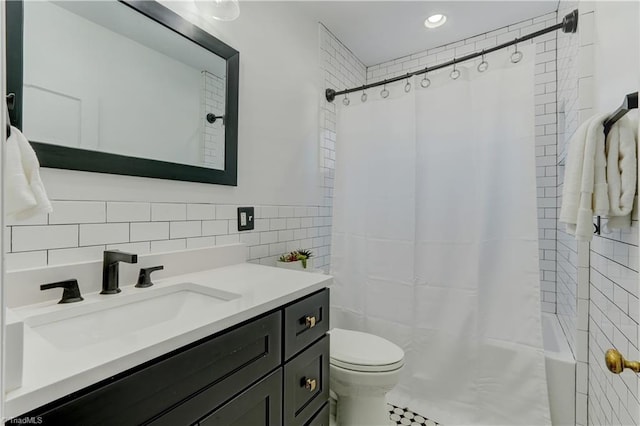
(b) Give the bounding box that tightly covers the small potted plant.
[277,249,313,270]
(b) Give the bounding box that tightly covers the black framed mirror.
[6,0,239,186]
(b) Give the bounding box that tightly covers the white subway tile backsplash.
[186,236,216,249]
[216,234,240,245]
[107,202,150,222]
[286,218,301,229]
[270,218,287,231]
[202,220,228,236]
[13,225,78,252]
[6,251,48,270]
[215,205,237,220]
[151,203,186,221]
[169,221,201,239]
[130,222,169,242]
[151,239,186,253]
[239,232,260,246]
[48,245,105,265]
[269,242,286,256]
[49,201,106,224]
[260,231,278,245]
[106,241,151,254]
[6,211,48,226]
[186,204,216,220]
[80,223,129,246]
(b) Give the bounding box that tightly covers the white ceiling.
[295,1,559,66]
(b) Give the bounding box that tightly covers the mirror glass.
[22,1,228,171]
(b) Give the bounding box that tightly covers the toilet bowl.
[329,328,404,426]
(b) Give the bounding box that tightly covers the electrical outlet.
[237,207,254,231]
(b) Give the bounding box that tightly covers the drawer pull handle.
[305,316,317,328]
[304,377,317,392]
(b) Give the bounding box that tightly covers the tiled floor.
[387,404,440,426]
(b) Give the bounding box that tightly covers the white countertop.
[5,263,332,418]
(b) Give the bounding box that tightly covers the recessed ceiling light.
[424,14,447,29]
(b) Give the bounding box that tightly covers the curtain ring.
[450,59,460,80]
[380,81,389,98]
[511,38,523,63]
[420,69,431,88]
[342,91,350,106]
[477,50,489,72]
[404,77,412,93]
[361,85,368,102]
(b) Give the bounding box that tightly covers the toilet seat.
[329,328,404,373]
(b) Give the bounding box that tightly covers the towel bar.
[594,91,638,236]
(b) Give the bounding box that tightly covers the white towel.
[606,115,638,230]
[6,126,52,219]
[559,113,609,241]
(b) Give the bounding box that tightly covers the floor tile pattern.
[388,404,440,426]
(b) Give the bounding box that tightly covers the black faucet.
[102,250,138,294]
[41,279,84,303]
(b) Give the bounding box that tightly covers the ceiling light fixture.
[424,13,447,29]
[195,0,240,21]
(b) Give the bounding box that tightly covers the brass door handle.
[605,349,640,374]
[304,377,317,392]
[305,316,317,328]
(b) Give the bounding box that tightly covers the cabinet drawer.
[146,312,281,425]
[21,312,281,426]
[305,402,330,426]
[199,368,282,426]
[284,288,329,360]
[284,335,330,426]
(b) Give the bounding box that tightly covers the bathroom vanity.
[4,248,331,426]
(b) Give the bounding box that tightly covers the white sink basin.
[22,283,240,351]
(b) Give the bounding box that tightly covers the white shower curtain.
[331,47,550,426]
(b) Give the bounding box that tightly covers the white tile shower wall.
[201,71,225,170]
[319,23,367,266]
[556,1,640,425]
[556,0,581,358]
[588,222,640,426]
[6,202,333,270]
[557,3,595,424]
[368,13,559,313]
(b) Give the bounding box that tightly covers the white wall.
[557,1,639,425]
[592,1,638,112]
[587,2,639,425]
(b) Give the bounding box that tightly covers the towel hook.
[206,113,225,125]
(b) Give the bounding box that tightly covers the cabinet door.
[199,368,282,426]
[14,312,281,426]
[284,335,330,426]
[305,403,330,426]
[284,288,329,360]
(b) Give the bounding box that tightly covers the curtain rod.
[325,9,578,103]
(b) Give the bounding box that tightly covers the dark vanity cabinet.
[8,288,330,426]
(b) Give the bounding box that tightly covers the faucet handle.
[41,279,84,304]
[136,266,164,288]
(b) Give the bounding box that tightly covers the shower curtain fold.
[331,47,550,426]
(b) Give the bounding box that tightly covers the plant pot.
[276,260,308,271]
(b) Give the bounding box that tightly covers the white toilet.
[329,328,405,426]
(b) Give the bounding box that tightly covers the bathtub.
[542,313,576,426]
